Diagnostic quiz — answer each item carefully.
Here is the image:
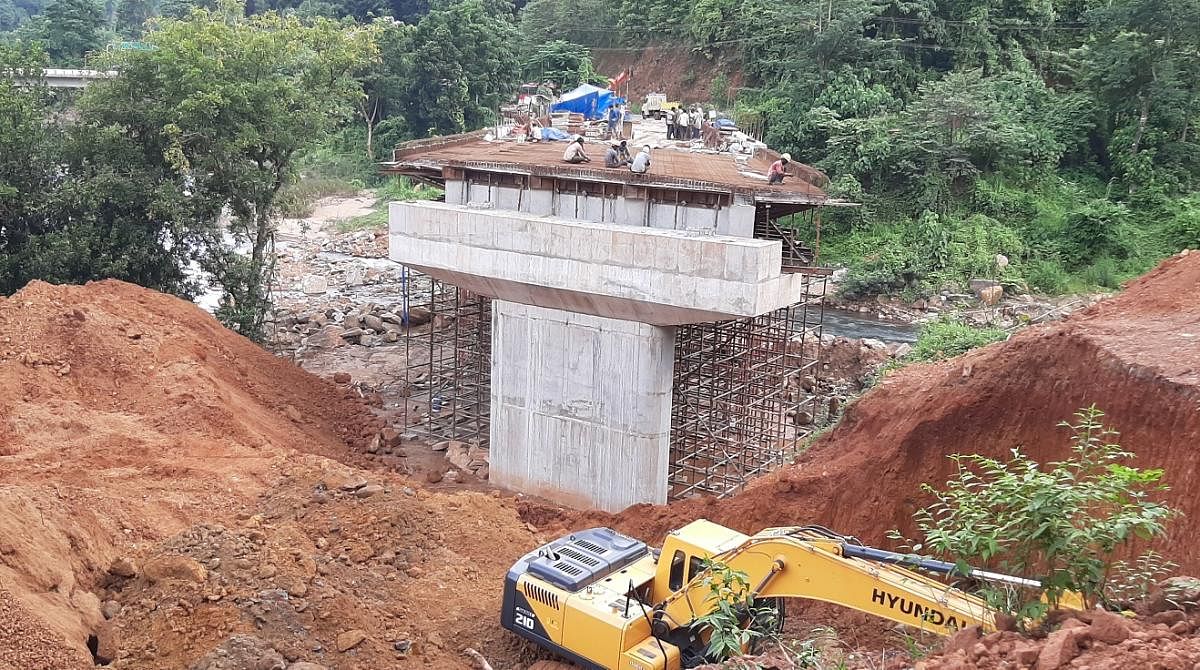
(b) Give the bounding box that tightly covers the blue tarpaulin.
[549,84,615,120]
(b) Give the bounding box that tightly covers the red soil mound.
[0,279,383,663]
[592,251,1200,572]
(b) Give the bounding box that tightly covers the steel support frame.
[668,273,827,500]
[400,272,492,447]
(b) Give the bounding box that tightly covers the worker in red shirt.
[768,153,791,184]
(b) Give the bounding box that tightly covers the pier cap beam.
[389,201,810,326]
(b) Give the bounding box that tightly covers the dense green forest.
[520,0,1199,295]
[1,0,1197,336]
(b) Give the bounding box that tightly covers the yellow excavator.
[502,519,1044,670]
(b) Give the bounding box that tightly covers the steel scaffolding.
[398,270,827,499]
[667,273,827,500]
[399,272,492,446]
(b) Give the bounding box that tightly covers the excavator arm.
[656,525,1007,639]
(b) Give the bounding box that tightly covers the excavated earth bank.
[580,251,1200,576]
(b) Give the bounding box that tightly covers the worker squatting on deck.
[562,136,590,164]
[605,141,631,168]
[768,153,792,184]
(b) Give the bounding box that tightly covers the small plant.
[1104,551,1178,607]
[692,559,780,661]
[892,406,1176,620]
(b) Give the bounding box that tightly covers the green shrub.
[1024,259,1074,294]
[1080,256,1124,289]
[1062,200,1134,269]
[895,406,1175,617]
[336,177,443,231]
[907,318,1007,362]
[691,559,781,661]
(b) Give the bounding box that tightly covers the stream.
[821,308,920,343]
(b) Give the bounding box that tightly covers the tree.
[518,0,618,47]
[114,0,153,35]
[1,44,201,296]
[1079,0,1200,194]
[519,40,596,91]
[355,18,414,158]
[402,0,518,135]
[82,0,378,336]
[157,0,215,18]
[39,0,103,64]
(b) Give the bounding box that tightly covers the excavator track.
[527,661,576,670]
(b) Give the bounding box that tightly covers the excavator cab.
[501,528,681,669]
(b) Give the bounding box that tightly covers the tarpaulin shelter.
[549,84,617,120]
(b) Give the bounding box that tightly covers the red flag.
[609,70,629,90]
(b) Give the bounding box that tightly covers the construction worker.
[630,145,651,174]
[677,107,690,142]
[563,136,590,164]
[617,140,632,163]
[665,107,676,140]
[691,106,703,139]
[767,153,790,184]
[606,104,621,139]
[605,141,629,168]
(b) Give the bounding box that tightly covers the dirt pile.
[0,279,381,665]
[919,604,1200,670]
[98,460,540,669]
[577,251,1200,573]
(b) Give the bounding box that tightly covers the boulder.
[306,325,346,349]
[336,629,367,652]
[406,307,433,326]
[861,338,887,351]
[979,285,1004,305]
[143,555,208,584]
[968,278,999,292]
[380,428,402,446]
[446,442,473,471]
[1147,576,1200,613]
[332,372,351,384]
[941,625,982,656]
[1035,628,1080,670]
[354,484,384,498]
[362,314,385,332]
[300,275,329,296]
[1088,609,1132,644]
[109,557,138,578]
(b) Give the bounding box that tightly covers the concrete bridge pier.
[489,301,675,511]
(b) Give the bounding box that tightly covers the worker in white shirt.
[630,145,651,174]
[562,136,590,164]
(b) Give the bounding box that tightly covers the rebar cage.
[399,272,491,447]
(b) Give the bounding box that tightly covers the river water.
[821,308,920,343]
